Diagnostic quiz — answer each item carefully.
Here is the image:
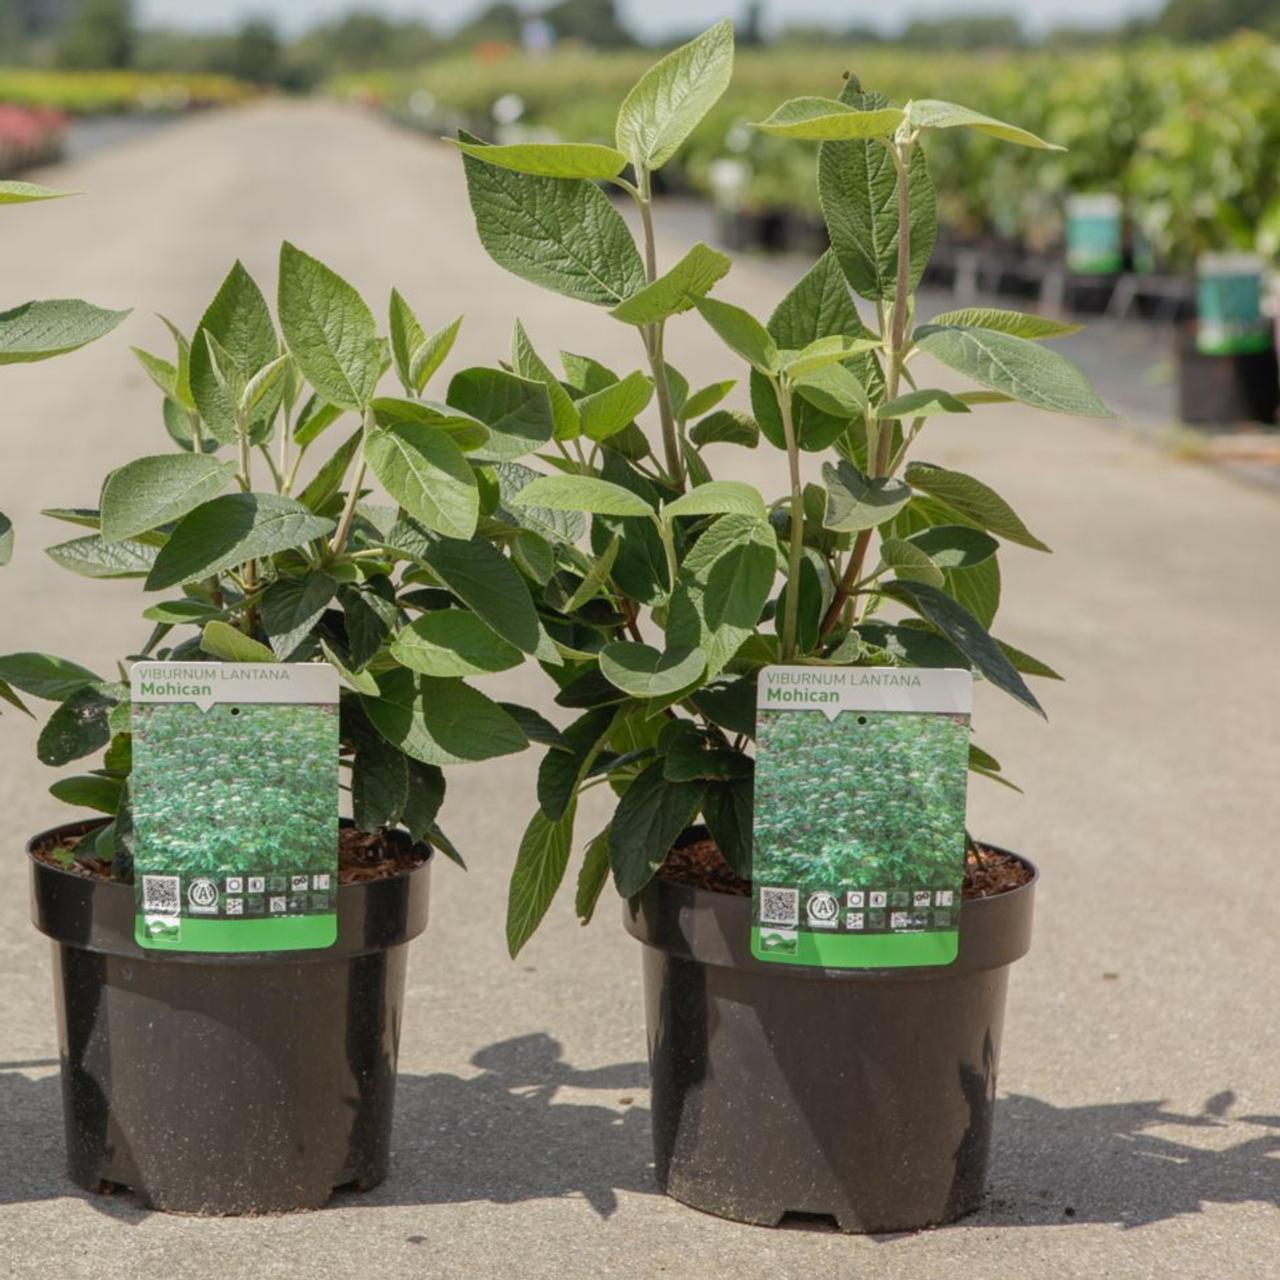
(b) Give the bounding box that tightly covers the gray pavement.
[1,101,1276,1279]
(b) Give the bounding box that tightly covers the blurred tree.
[455,3,525,45]
[900,14,1025,48]
[56,0,134,68]
[229,18,281,85]
[1144,0,1280,39]
[739,0,764,48]
[543,0,633,47]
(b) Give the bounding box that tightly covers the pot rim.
[623,831,1037,980]
[28,817,432,963]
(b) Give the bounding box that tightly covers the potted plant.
[453,22,1111,1232]
[10,245,557,1213]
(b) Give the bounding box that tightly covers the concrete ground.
[1,101,1276,1279]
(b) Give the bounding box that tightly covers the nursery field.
[0,100,1277,1280]
[333,34,1280,271]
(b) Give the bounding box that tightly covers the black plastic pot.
[1177,324,1279,426]
[28,821,431,1215]
[623,838,1037,1233]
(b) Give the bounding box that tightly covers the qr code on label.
[759,886,800,927]
[142,875,181,915]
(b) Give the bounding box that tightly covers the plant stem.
[633,168,685,491]
[257,443,284,493]
[776,380,805,661]
[188,409,204,455]
[329,405,373,559]
[820,137,915,642]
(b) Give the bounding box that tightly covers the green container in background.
[1196,253,1271,355]
[1066,193,1124,274]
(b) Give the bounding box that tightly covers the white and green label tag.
[751,666,972,970]
[130,661,340,953]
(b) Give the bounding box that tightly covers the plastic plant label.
[751,666,972,969]
[131,661,340,953]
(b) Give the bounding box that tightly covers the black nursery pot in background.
[28,821,431,1215]
[624,843,1037,1234]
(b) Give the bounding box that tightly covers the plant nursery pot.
[28,820,431,1215]
[1176,324,1279,426]
[623,838,1037,1234]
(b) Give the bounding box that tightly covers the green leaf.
[507,804,577,957]
[372,397,489,452]
[878,388,971,419]
[421,536,542,654]
[998,639,1063,681]
[510,474,654,518]
[141,599,222,625]
[667,514,777,679]
[513,320,580,441]
[905,524,999,569]
[820,87,936,302]
[608,762,703,897]
[100,454,238,544]
[600,642,705,699]
[447,366,554,462]
[693,296,778,373]
[751,251,879,449]
[915,325,1112,418]
[278,243,381,411]
[391,611,523,678]
[260,572,336,658]
[189,261,279,444]
[49,774,123,815]
[511,528,555,584]
[460,137,645,306]
[577,370,653,442]
[615,19,734,170]
[365,422,479,540]
[560,351,619,394]
[564,534,619,612]
[47,534,156,579]
[879,536,944,587]
[904,462,1049,552]
[794,363,868,418]
[298,427,362,514]
[132,346,178,400]
[0,653,100,701]
[663,480,766,521]
[689,676,756,736]
[680,379,736,422]
[322,637,379,695]
[881,579,1043,716]
[702,778,753,878]
[0,180,75,204]
[401,759,445,843]
[145,494,335,591]
[37,683,123,767]
[0,299,130,365]
[200,621,276,663]
[782,335,880,379]
[822,461,911,532]
[241,352,293,416]
[942,554,1001,629]
[575,826,612,924]
[755,96,903,141]
[927,307,1081,340]
[0,511,11,567]
[293,393,345,447]
[538,707,615,822]
[450,138,628,180]
[907,99,1063,150]
[688,409,759,448]
[345,698,409,832]
[609,242,731,326]
[388,288,426,395]
[410,316,463,391]
[361,669,527,766]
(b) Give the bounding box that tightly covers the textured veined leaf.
[609,242,731,326]
[364,422,479,540]
[391,611,524,679]
[905,462,1050,552]
[693,296,779,373]
[0,180,76,204]
[446,366,555,462]
[599,642,706,699]
[509,474,654,518]
[926,307,1081,340]
[662,481,767,521]
[755,97,904,141]
[822,462,911,532]
[200,621,276,663]
[615,19,734,170]
[0,299,130,365]
[577,370,653,442]
[879,537,944,587]
[507,805,577,957]
[512,320,580,441]
[907,99,1064,151]
[449,139,628,180]
[877,388,971,419]
[99,454,239,544]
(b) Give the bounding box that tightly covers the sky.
[136,0,1166,41]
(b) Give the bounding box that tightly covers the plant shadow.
[0,1036,653,1222]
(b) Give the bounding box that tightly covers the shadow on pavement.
[3,1051,1273,1230]
[976,1089,1280,1229]
[0,1035,653,1222]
